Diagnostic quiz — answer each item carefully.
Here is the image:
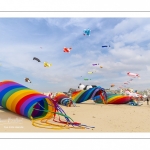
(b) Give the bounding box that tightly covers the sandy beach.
[0,100,150,132]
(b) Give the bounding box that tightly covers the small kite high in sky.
[44,62,52,67]
[84,78,91,80]
[83,29,91,36]
[63,47,72,53]
[110,84,115,87]
[88,72,94,74]
[102,45,110,48]
[25,78,31,83]
[92,63,99,66]
[33,57,41,62]
[127,72,140,78]
[100,66,103,68]
[33,57,52,67]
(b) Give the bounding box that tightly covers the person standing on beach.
[147,97,149,105]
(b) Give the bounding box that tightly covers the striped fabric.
[0,80,55,119]
[72,87,107,104]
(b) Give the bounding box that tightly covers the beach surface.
[0,100,150,132]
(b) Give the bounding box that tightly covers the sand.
[0,100,150,132]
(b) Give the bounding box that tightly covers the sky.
[0,18,150,92]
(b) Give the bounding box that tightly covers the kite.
[33,57,41,62]
[84,78,91,80]
[102,45,110,48]
[72,86,107,104]
[110,84,115,87]
[53,92,74,107]
[83,29,91,36]
[100,66,103,68]
[25,78,31,83]
[44,62,52,67]
[63,47,72,53]
[88,72,94,74]
[127,72,140,78]
[0,80,94,130]
[33,57,52,68]
[92,64,99,66]
[124,83,128,84]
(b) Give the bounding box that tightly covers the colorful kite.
[53,92,74,107]
[33,57,52,68]
[44,62,52,67]
[63,47,72,53]
[72,86,107,104]
[83,29,91,36]
[0,80,93,129]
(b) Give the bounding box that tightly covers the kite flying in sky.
[84,78,91,80]
[127,72,140,78]
[33,57,41,62]
[25,78,31,83]
[63,47,72,53]
[92,63,99,66]
[44,62,52,67]
[83,29,91,36]
[88,72,94,74]
[102,45,110,48]
[33,57,52,67]
[110,84,115,87]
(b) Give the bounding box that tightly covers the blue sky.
[0,18,150,92]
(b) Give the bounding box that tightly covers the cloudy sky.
[0,18,150,92]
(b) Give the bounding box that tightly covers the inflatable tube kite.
[93,93,132,104]
[53,92,74,107]
[0,80,91,129]
[72,86,107,104]
[72,87,132,104]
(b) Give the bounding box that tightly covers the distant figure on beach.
[147,97,149,105]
